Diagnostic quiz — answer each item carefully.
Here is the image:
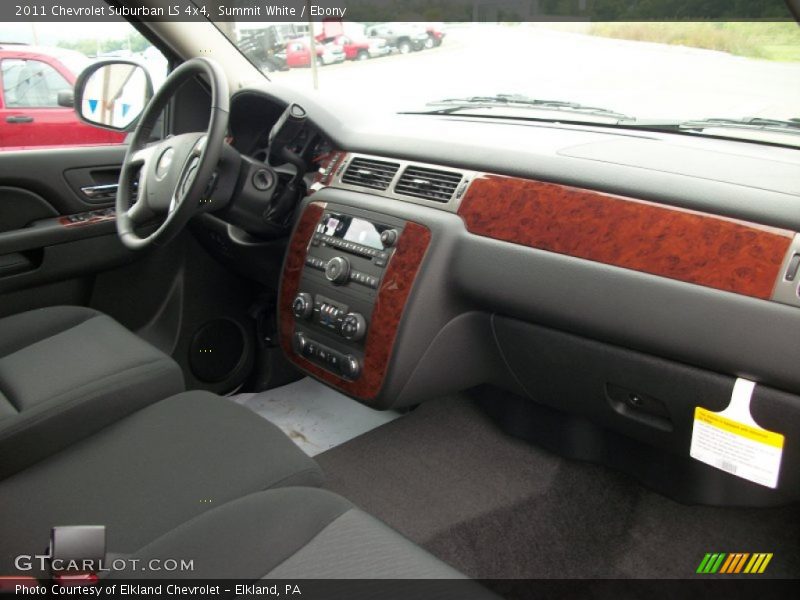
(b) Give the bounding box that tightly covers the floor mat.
[231,378,400,456]
[315,396,799,579]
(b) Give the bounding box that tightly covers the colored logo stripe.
[697,553,772,574]
[745,553,773,574]
[720,553,749,573]
[697,553,726,573]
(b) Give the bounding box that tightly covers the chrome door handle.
[80,184,118,200]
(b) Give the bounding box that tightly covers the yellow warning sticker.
[694,408,784,449]
[690,380,784,489]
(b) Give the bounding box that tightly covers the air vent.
[341,157,400,190]
[394,166,462,203]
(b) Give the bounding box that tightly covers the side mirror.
[74,60,153,131]
[57,90,74,108]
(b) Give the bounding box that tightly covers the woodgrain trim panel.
[279,202,431,401]
[458,175,794,299]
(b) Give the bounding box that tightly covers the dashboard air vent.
[341,157,400,190]
[394,166,463,202]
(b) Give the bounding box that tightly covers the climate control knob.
[325,256,350,285]
[292,293,313,319]
[340,312,367,342]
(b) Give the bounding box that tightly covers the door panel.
[0,145,126,213]
[0,145,130,311]
[0,187,58,233]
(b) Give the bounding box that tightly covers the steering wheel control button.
[380,229,398,248]
[292,293,314,320]
[325,256,350,285]
[341,313,367,342]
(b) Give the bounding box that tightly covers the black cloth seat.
[0,306,185,479]
[0,391,324,575]
[114,488,498,596]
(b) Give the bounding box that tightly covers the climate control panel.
[292,293,368,344]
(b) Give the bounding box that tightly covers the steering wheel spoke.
[127,197,154,225]
[130,142,158,167]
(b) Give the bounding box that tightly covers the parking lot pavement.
[267,24,800,121]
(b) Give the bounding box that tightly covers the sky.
[0,21,134,47]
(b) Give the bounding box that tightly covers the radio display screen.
[320,214,387,250]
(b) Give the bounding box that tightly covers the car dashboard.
[200,83,800,506]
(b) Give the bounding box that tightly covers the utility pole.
[307,0,318,90]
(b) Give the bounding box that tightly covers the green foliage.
[590,0,792,20]
[57,32,150,57]
[588,22,800,62]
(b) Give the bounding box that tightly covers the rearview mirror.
[74,60,153,131]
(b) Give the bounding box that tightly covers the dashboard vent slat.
[341,157,400,190]
[394,166,463,203]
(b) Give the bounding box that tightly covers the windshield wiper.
[677,117,800,134]
[404,94,633,120]
[403,97,800,146]
[616,116,800,136]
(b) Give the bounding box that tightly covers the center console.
[279,201,431,402]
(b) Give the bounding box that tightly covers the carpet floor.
[315,396,799,579]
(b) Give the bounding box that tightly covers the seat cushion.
[114,488,496,590]
[0,306,184,478]
[0,390,324,575]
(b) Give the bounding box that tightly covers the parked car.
[425,23,446,48]
[0,44,125,149]
[236,28,289,73]
[366,23,429,54]
[320,35,391,61]
[284,39,345,68]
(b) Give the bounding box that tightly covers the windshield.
[218,17,800,147]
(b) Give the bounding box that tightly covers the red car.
[425,24,446,48]
[0,44,125,150]
[284,39,345,68]
[320,35,391,61]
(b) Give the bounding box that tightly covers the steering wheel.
[116,57,229,250]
